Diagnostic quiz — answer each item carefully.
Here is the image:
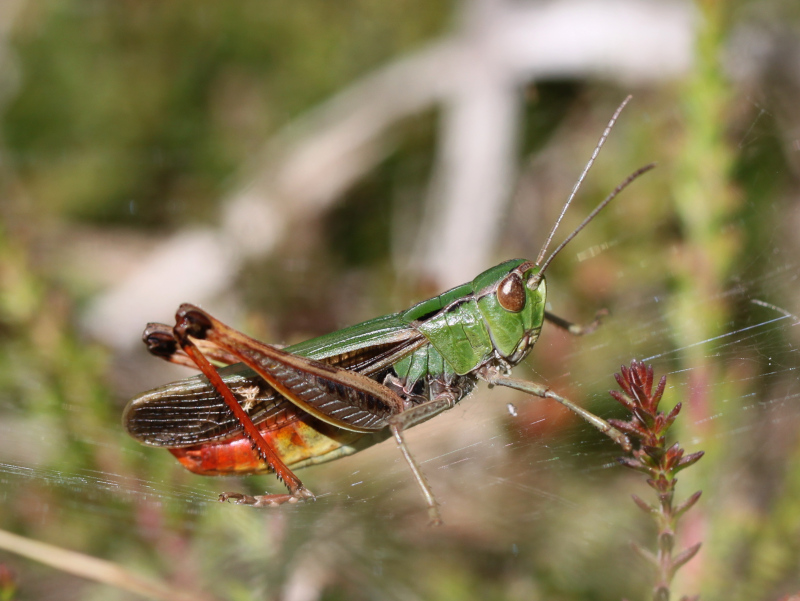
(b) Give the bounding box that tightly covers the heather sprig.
[609,361,704,601]
[0,563,16,601]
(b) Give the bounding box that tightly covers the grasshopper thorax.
[400,258,546,376]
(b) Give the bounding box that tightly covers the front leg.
[544,309,608,336]
[478,366,631,451]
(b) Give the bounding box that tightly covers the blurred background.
[1,0,800,599]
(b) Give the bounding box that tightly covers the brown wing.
[124,330,424,447]
[190,306,417,433]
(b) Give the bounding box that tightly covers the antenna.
[535,95,632,266]
[532,163,656,285]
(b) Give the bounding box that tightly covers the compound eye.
[497,273,526,312]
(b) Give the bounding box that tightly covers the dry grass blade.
[0,529,220,601]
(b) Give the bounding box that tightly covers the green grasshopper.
[124,98,652,524]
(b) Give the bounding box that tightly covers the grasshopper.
[124,98,653,524]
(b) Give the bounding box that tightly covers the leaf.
[631,494,656,514]
[675,491,702,518]
[670,542,702,577]
[617,457,654,475]
[610,389,634,410]
[631,542,658,567]
[675,451,705,473]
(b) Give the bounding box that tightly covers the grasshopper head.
[473,259,546,362]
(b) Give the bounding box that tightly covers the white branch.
[86,0,695,349]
